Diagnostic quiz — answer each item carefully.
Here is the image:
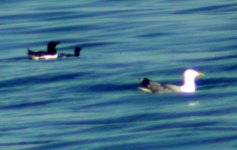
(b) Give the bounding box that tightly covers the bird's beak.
[197,72,205,78]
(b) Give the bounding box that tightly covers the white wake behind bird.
[139,69,205,94]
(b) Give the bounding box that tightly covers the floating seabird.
[28,41,60,60]
[58,47,82,58]
[139,69,205,94]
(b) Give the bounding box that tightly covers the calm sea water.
[1,0,237,150]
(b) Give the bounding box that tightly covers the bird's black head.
[74,47,82,57]
[47,41,60,54]
[139,78,150,86]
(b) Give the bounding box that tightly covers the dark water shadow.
[137,32,173,38]
[85,83,138,93]
[200,77,237,89]
[175,3,237,14]
[61,104,237,126]
[0,140,53,147]
[0,56,29,62]
[0,99,59,110]
[191,55,237,62]
[93,133,237,149]
[79,41,118,48]
[0,72,89,88]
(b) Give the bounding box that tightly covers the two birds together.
[28,41,205,94]
[28,41,82,60]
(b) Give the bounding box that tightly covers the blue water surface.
[1,0,237,150]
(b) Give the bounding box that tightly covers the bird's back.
[139,78,181,93]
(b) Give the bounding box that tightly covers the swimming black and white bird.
[28,41,60,60]
[139,69,205,94]
[58,47,82,58]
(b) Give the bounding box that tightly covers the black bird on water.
[28,41,60,60]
